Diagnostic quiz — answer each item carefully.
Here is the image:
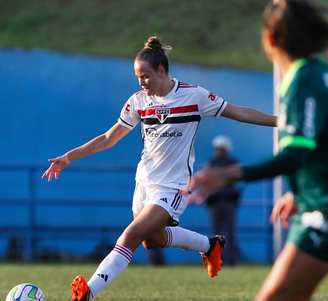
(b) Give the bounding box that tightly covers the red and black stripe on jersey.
[141,115,201,125]
[137,104,201,125]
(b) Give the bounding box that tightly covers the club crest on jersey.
[156,108,170,123]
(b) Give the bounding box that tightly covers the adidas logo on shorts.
[160,197,168,203]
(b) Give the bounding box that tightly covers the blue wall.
[0,48,275,263]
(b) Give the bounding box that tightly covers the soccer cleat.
[71,275,91,301]
[201,235,227,278]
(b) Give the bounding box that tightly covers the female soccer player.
[188,1,328,300]
[42,36,276,301]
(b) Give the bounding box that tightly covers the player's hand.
[185,164,242,204]
[186,167,230,204]
[41,155,70,182]
[270,191,298,228]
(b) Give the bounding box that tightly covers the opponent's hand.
[41,155,70,182]
[186,167,230,204]
[270,191,298,228]
[185,164,242,204]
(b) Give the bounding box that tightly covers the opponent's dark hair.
[263,0,328,58]
[135,36,172,73]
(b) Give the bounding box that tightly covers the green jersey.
[242,57,328,260]
[278,57,328,217]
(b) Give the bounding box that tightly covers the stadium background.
[1,0,317,264]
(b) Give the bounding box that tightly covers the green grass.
[1,263,328,300]
[0,0,276,71]
[1,0,328,71]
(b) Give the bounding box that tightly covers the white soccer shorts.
[132,182,188,226]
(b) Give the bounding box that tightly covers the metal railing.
[0,164,274,262]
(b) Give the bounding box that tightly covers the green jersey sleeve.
[278,62,328,151]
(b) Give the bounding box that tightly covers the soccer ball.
[6,283,46,301]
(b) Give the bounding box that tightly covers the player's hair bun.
[144,36,172,52]
[136,36,171,73]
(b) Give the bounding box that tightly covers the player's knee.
[120,227,144,246]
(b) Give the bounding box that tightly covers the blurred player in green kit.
[187,0,328,300]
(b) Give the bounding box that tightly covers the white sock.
[88,244,133,299]
[164,226,210,253]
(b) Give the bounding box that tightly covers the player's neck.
[274,49,299,77]
[155,78,175,97]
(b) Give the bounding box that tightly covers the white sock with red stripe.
[164,226,210,253]
[88,244,133,299]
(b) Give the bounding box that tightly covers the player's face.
[134,60,165,96]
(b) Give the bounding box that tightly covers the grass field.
[1,0,328,70]
[1,263,328,300]
[0,0,273,71]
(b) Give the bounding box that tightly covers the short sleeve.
[196,86,227,118]
[118,95,141,130]
[278,77,328,150]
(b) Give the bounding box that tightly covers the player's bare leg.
[131,212,168,249]
[255,243,328,301]
[117,204,172,251]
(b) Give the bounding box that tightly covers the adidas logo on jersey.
[98,274,109,282]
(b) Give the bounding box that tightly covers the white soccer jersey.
[118,78,227,189]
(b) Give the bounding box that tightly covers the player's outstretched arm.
[221,103,277,127]
[42,123,131,182]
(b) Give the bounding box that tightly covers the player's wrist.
[222,164,243,183]
[63,153,72,164]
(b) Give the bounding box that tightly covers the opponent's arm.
[42,123,131,181]
[221,103,277,127]
[188,147,310,203]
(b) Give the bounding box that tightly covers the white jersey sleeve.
[196,86,227,118]
[118,94,141,129]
